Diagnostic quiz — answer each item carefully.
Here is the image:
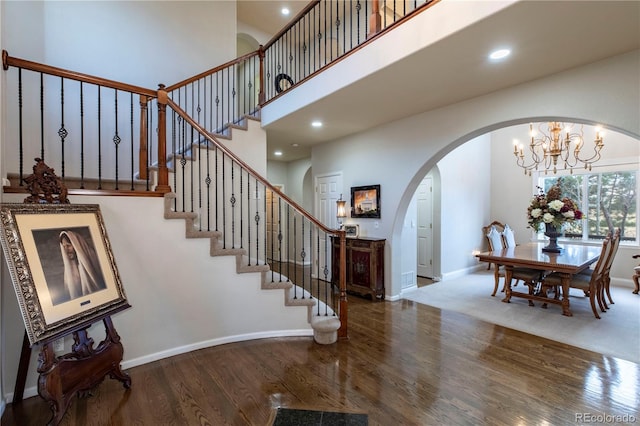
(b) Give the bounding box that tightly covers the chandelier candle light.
[513,122,604,175]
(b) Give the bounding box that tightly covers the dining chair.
[482,221,505,270]
[633,254,640,295]
[485,225,542,297]
[577,229,620,309]
[542,233,612,319]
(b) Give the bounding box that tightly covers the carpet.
[403,270,640,364]
[272,408,368,426]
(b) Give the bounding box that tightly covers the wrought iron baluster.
[278,197,283,282]
[246,170,250,264]
[205,135,212,232]
[97,85,102,189]
[231,160,236,248]
[293,215,298,299]
[300,218,307,298]
[40,72,44,161]
[113,89,120,190]
[58,77,67,178]
[129,92,134,190]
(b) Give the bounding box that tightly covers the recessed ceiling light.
[311,121,322,128]
[281,7,290,16]
[489,48,511,60]
[291,143,299,147]
[274,150,283,156]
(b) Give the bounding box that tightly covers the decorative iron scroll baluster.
[293,215,298,299]
[240,169,244,248]
[286,204,291,283]
[263,183,267,269]
[179,117,186,212]
[215,143,220,232]
[59,77,67,178]
[231,161,236,248]
[205,139,212,232]
[246,169,250,265]
[113,89,120,190]
[171,109,177,210]
[254,180,260,266]
[189,125,194,213]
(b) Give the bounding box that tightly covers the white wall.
[267,158,312,211]
[3,1,237,88]
[437,134,493,278]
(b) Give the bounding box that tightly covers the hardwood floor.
[3,293,639,425]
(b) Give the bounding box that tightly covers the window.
[538,171,637,243]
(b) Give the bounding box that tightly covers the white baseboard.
[441,264,485,281]
[120,329,313,371]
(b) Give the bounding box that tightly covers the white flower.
[531,208,542,218]
[548,199,564,211]
[543,212,555,223]
[562,210,575,219]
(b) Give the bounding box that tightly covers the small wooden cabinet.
[332,236,385,300]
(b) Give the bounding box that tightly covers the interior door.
[417,176,434,278]
[316,173,342,281]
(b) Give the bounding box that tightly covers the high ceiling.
[239,1,640,162]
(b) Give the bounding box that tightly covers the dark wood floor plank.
[2,296,638,425]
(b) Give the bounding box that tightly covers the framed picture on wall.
[351,185,380,218]
[0,203,130,345]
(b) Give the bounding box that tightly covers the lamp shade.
[336,195,347,218]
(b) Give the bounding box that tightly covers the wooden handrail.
[164,50,261,93]
[263,0,322,51]
[2,50,157,98]
[166,97,339,235]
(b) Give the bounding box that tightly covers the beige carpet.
[403,270,640,364]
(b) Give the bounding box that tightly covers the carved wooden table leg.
[502,267,513,303]
[633,270,640,294]
[560,273,573,317]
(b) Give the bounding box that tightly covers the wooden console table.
[332,236,385,300]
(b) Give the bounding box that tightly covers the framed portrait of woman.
[0,203,129,345]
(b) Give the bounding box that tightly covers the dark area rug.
[272,408,368,426]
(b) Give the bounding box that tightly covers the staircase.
[156,109,343,344]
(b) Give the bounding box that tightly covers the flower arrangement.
[527,178,583,232]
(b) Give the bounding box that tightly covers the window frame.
[532,157,639,246]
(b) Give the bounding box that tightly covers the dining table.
[476,242,602,316]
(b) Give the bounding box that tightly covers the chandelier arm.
[511,122,605,175]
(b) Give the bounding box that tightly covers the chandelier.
[513,122,604,175]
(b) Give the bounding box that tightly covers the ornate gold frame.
[0,203,129,345]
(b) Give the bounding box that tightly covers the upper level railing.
[261,0,439,103]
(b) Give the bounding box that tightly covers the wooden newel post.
[155,84,171,193]
[368,0,381,38]
[138,95,149,181]
[338,229,348,339]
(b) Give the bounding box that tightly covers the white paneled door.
[316,173,343,281]
[417,176,434,278]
